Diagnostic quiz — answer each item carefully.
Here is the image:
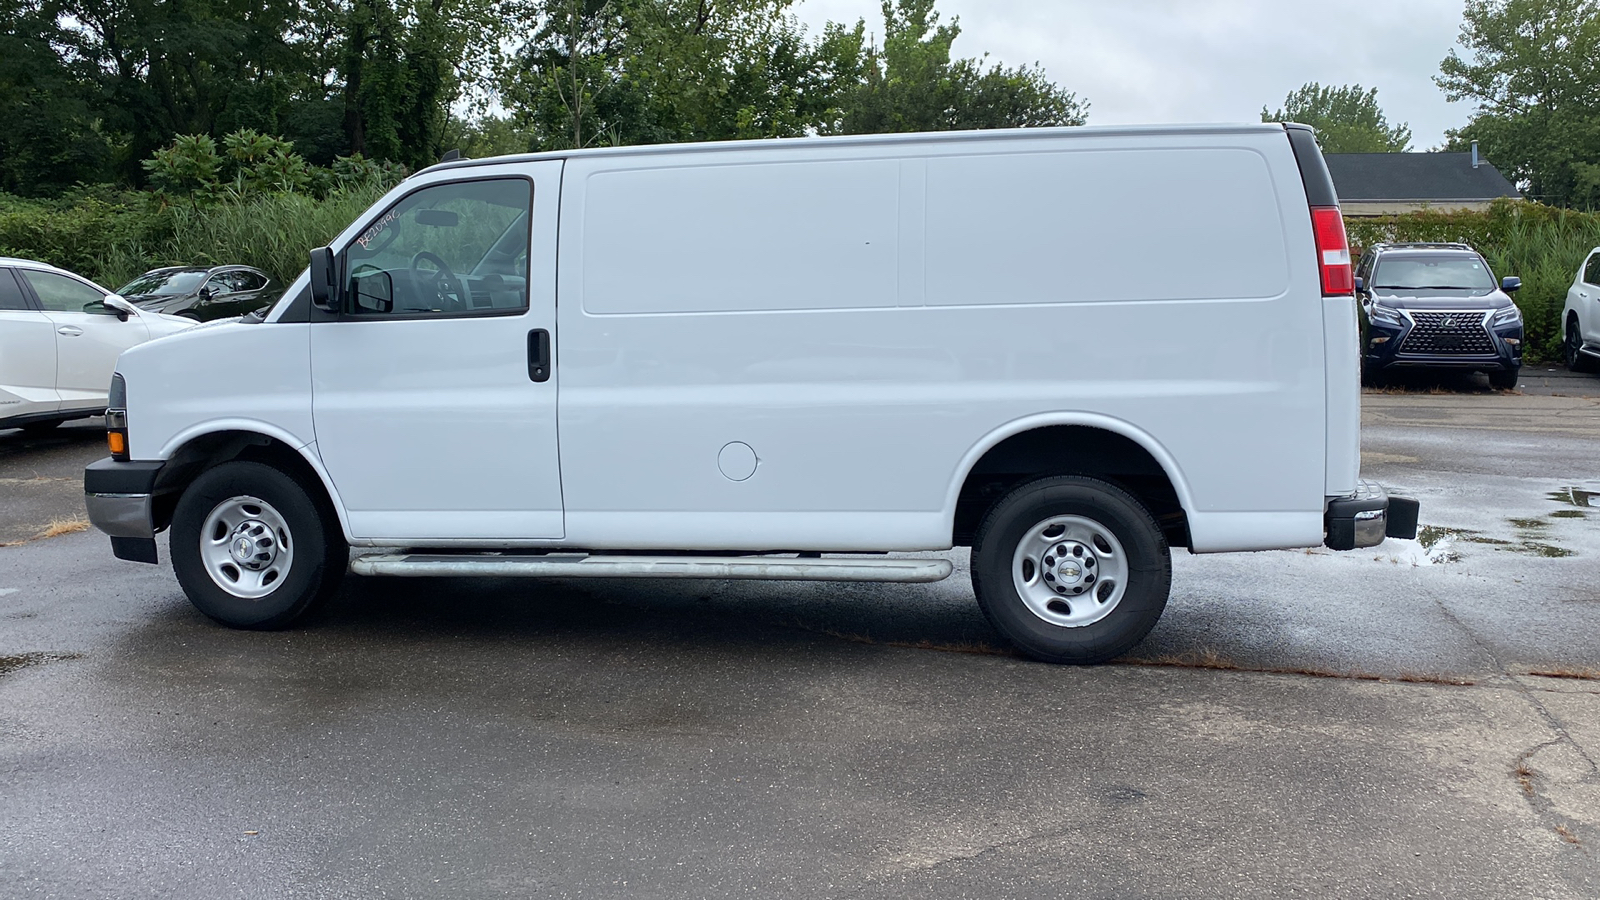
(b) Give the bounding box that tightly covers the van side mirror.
[310,247,338,311]
[352,270,394,313]
[1501,276,1521,293]
[1353,276,1365,293]
[101,293,137,321]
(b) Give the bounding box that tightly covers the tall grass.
[1347,200,1600,362]
[164,182,394,288]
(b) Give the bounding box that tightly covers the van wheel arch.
[952,425,1190,550]
[150,432,339,536]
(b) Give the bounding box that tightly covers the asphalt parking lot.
[2,373,1598,899]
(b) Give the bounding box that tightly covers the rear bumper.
[84,457,164,563]
[1325,481,1420,551]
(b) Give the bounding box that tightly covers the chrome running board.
[350,553,953,583]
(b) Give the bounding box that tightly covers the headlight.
[1368,303,1404,326]
[1491,305,1523,326]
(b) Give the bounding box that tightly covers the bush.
[1347,200,1600,362]
[1,131,404,291]
[0,189,169,287]
[165,181,395,287]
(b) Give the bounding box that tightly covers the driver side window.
[343,178,532,318]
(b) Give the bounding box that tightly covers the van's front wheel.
[971,476,1170,664]
[170,461,346,629]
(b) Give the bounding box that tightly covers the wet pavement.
[2,379,1599,898]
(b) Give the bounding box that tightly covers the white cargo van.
[85,123,1417,664]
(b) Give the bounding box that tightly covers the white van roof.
[418,122,1294,178]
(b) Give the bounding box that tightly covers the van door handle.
[527,329,551,383]
[57,326,83,336]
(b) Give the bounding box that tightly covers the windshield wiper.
[1374,285,1484,291]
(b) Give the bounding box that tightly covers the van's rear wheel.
[170,461,346,629]
[971,476,1170,664]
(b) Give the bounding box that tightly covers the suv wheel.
[170,461,346,629]
[1567,318,1599,373]
[1489,368,1519,390]
[971,476,1171,664]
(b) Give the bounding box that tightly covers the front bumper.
[84,457,165,563]
[1363,310,1522,372]
[1325,481,1420,551]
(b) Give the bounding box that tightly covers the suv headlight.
[1368,302,1404,327]
[1491,305,1523,326]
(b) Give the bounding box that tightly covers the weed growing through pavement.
[1515,761,1536,796]
[38,517,89,539]
[1523,668,1600,681]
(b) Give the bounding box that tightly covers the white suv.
[1565,248,1600,373]
[0,257,196,433]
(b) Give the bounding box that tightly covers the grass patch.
[37,517,89,539]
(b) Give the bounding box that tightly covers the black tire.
[170,460,346,629]
[1360,361,1386,388]
[971,476,1171,664]
[1567,317,1599,374]
[1488,367,1519,390]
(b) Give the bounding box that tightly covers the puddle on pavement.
[1414,525,1573,561]
[1418,526,1507,549]
[1548,487,1599,508]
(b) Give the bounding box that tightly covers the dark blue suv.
[1355,243,1524,389]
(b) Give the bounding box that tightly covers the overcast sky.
[791,0,1476,150]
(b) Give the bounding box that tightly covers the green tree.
[500,0,863,150]
[499,0,636,150]
[623,0,866,142]
[338,0,508,170]
[831,0,1086,135]
[0,0,118,194]
[1261,83,1412,153]
[51,0,328,179]
[1435,0,1600,208]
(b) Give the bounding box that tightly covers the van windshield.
[1371,256,1495,293]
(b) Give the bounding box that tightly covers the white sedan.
[0,257,198,433]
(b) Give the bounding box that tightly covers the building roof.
[1325,152,1520,203]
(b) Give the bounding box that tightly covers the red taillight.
[1311,206,1353,295]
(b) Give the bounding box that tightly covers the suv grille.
[1401,311,1494,355]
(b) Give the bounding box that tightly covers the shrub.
[164,181,395,287]
[0,189,168,287]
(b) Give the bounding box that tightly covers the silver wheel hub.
[1012,515,1129,628]
[201,496,294,600]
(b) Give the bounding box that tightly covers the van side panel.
[923,149,1289,306]
[556,128,1328,552]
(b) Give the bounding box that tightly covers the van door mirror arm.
[310,246,340,312]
